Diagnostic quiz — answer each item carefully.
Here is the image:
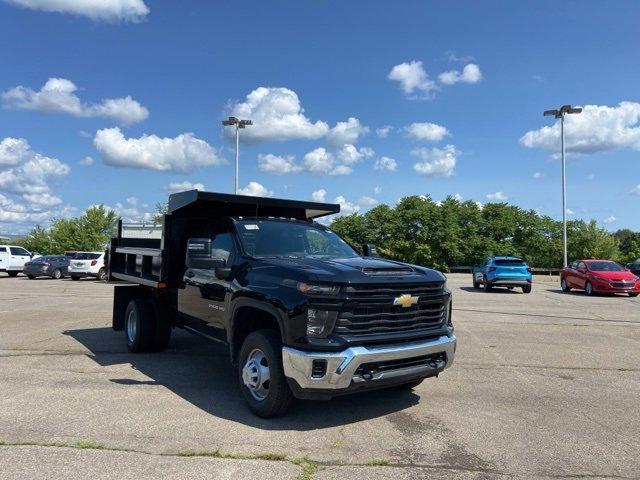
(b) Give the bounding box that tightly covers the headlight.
[306,309,338,338]
[592,275,607,282]
[297,282,340,296]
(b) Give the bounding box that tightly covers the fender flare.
[227,297,287,355]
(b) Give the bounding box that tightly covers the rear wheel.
[125,299,155,353]
[70,276,80,281]
[585,281,594,296]
[472,277,480,289]
[522,285,532,294]
[98,267,107,282]
[483,276,492,292]
[27,274,36,279]
[52,269,62,279]
[7,271,18,277]
[561,278,571,292]
[238,329,293,418]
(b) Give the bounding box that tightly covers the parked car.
[626,259,640,277]
[561,259,640,297]
[473,256,532,293]
[108,190,456,417]
[0,245,33,277]
[67,252,107,281]
[24,255,70,279]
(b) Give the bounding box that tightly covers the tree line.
[12,197,640,271]
[331,196,640,271]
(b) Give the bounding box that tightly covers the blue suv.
[473,256,532,293]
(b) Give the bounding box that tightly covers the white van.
[0,245,33,277]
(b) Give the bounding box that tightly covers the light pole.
[222,116,252,194]
[543,105,582,268]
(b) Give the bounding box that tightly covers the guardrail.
[448,266,561,275]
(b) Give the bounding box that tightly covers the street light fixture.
[222,116,253,194]
[543,104,582,268]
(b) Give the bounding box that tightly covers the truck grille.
[334,282,448,338]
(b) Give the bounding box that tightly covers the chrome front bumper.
[282,334,456,390]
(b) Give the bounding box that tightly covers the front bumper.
[282,334,456,397]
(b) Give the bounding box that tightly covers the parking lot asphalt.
[0,273,638,479]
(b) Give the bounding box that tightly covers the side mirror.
[186,238,226,270]
[362,244,379,257]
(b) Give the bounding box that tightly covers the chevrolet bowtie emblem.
[393,294,419,308]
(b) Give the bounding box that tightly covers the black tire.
[238,329,293,418]
[52,269,62,280]
[629,293,639,298]
[561,278,571,292]
[149,299,172,352]
[390,379,424,391]
[125,299,155,353]
[98,267,107,282]
[522,285,532,294]
[585,281,594,296]
[472,277,480,289]
[483,276,492,292]
[71,276,80,281]
[7,271,18,277]
[27,275,36,279]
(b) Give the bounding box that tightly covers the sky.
[1,0,640,234]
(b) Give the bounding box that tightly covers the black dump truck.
[108,190,456,417]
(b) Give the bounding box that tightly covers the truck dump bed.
[107,190,340,288]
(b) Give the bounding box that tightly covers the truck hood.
[258,256,445,284]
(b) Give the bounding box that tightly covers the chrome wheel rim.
[586,283,592,295]
[126,309,137,343]
[242,348,270,401]
[561,279,566,290]
[53,270,60,279]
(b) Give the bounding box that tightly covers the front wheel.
[27,274,36,279]
[70,276,80,281]
[561,278,571,292]
[238,330,293,418]
[629,293,639,298]
[472,275,480,289]
[585,281,594,296]
[52,269,62,279]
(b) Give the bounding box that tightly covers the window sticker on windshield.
[244,224,259,230]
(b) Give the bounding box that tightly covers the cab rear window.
[494,259,526,266]
[75,253,101,260]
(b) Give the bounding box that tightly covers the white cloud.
[603,215,616,224]
[2,0,149,22]
[165,181,205,193]
[438,63,482,85]
[358,196,377,207]
[334,195,359,216]
[0,138,71,230]
[238,181,273,197]
[452,193,463,202]
[533,171,544,179]
[302,147,352,175]
[94,127,226,173]
[486,191,507,201]
[475,201,484,210]
[227,87,329,144]
[126,196,137,206]
[336,144,373,165]
[2,78,148,125]
[257,153,301,175]
[566,208,574,215]
[311,188,326,202]
[587,173,595,180]
[376,125,392,138]
[405,122,450,142]
[374,156,397,171]
[373,185,382,195]
[79,156,93,166]
[388,61,436,98]
[412,145,458,177]
[631,184,640,196]
[326,117,369,148]
[520,102,640,155]
[0,137,70,195]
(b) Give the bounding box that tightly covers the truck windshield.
[235,220,358,259]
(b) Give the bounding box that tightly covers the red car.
[560,260,640,297]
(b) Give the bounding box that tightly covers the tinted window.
[75,253,101,260]
[210,233,235,263]
[0,247,6,252]
[10,247,29,256]
[586,261,625,272]
[236,220,358,259]
[494,259,525,266]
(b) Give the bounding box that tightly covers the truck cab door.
[179,229,237,341]
[9,247,31,270]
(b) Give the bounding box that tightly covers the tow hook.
[361,369,376,381]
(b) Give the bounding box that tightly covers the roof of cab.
[167,190,340,220]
